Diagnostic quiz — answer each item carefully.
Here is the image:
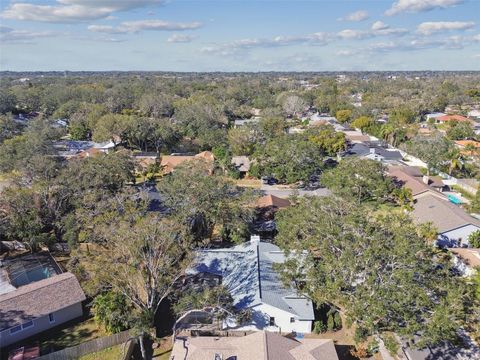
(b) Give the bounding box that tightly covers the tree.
[275,197,474,347]
[351,116,374,132]
[92,291,133,333]
[94,215,192,359]
[92,113,131,145]
[392,186,414,210]
[306,125,347,156]
[281,95,306,117]
[404,134,452,175]
[252,134,324,184]
[416,222,439,245]
[0,114,23,143]
[321,158,393,203]
[447,148,464,175]
[336,109,352,124]
[228,126,258,156]
[468,230,480,248]
[446,121,475,141]
[157,160,254,243]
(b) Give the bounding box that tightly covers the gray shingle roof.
[188,241,314,320]
[0,272,86,330]
[412,193,480,233]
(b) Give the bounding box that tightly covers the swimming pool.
[448,194,462,204]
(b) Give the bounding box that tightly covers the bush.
[383,334,399,356]
[468,230,480,248]
[313,320,327,334]
[92,291,132,333]
[354,327,369,343]
[327,313,335,331]
[334,312,342,330]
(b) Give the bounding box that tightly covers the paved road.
[260,184,331,198]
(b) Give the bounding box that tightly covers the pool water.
[11,266,54,287]
[447,194,462,204]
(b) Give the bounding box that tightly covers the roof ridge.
[263,331,269,360]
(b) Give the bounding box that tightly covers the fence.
[37,330,133,360]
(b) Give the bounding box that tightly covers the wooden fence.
[37,330,133,360]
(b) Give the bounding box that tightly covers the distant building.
[435,114,471,124]
[344,143,403,164]
[231,156,251,177]
[160,151,214,174]
[449,248,480,277]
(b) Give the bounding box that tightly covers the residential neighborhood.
[1,8,480,355]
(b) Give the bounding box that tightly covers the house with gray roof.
[0,271,85,348]
[344,143,404,164]
[411,192,480,247]
[187,236,314,333]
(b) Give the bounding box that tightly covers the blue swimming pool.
[448,194,462,204]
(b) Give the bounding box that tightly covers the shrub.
[383,334,399,356]
[334,312,342,330]
[313,320,327,334]
[468,230,480,248]
[327,313,335,331]
[354,327,369,343]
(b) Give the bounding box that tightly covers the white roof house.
[187,237,315,333]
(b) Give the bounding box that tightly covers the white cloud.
[0,26,59,43]
[417,21,475,35]
[88,20,202,34]
[167,34,194,43]
[340,10,369,22]
[385,0,464,16]
[474,34,480,42]
[337,22,407,39]
[201,32,332,55]
[1,0,163,23]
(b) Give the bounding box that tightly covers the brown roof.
[388,166,430,196]
[256,195,291,209]
[437,115,470,122]
[160,151,214,174]
[171,331,339,360]
[0,272,86,330]
[455,140,480,149]
[449,248,480,268]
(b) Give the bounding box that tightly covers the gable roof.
[388,166,430,196]
[232,156,251,172]
[455,140,480,148]
[411,193,480,233]
[256,195,291,209]
[187,241,313,320]
[171,331,339,360]
[160,151,214,173]
[0,272,86,330]
[347,143,403,161]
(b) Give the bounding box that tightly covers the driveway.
[260,184,331,198]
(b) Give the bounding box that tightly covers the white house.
[187,236,314,334]
[449,248,480,277]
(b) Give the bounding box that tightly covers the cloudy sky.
[1,0,479,71]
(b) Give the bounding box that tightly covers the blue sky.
[1,0,479,71]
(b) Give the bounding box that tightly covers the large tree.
[321,158,393,203]
[275,196,474,347]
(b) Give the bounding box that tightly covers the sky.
[0,0,479,71]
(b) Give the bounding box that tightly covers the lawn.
[38,317,107,354]
[78,339,172,360]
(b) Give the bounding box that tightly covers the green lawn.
[80,345,123,360]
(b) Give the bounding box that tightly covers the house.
[170,331,339,360]
[388,166,448,196]
[468,110,480,120]
[344,143,403,164]
[234,117,261,128]
[454,140,480,156]
[231,156,251,177]
[425,113,446,122]
[160,151,214,174]
[186,237,315,333]
[256,195,291,210]
[435,114,471,124]
[133,152,159,172]
[411,192,480,247]
[0,272,85,348]
[449,248,480,276]
[341,130,370,143]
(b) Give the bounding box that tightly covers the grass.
[451,185,475,201]
[79,345,123,360]
[235,178,261,188]
[38,317,107,354]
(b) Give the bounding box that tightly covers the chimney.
[422,175,429,185]
[369,148,375,155]
[250,235,260,244]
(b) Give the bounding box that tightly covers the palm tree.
[448,149,464,175]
